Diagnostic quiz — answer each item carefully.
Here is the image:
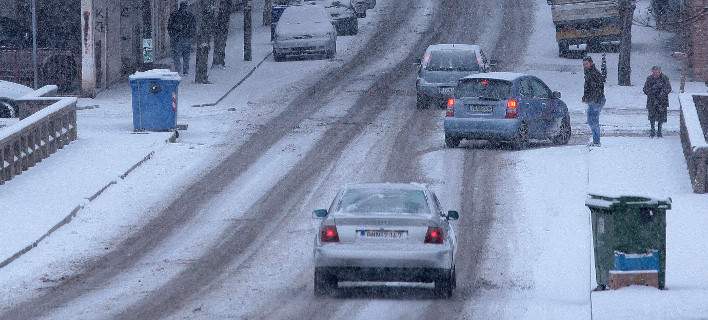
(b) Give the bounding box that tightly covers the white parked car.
[312,183,459,298]
[0,80,32,118]
[273,3,337,61]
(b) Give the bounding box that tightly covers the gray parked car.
[273,3,337,61]
[323,0,358,36]
[313,183,459,298]
[416,44,491,109]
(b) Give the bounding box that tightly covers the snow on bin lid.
[129,69,181,81]
[585,193,672,210]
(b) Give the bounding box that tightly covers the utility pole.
[30,0,38,89]
[244,0,252,61]
[618,0,635,86]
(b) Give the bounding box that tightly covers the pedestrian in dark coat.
[168,2,197,75]
[582,56,606,146]
[643,66,672,137]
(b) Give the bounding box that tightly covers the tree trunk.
[212,0,232,66]
[195,0,214,83]
[244,0,252,61]
[263,0,272,25]
[618,0,635,86]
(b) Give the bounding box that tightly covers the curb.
[0,130,177,270]
[196,52,273,108]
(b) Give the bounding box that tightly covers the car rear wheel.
[434,268,454,298]
[416,93,429,109]
[314,268,337,296]
[551,116,571,145]
[445,134,461,148]
[511,122,529,150]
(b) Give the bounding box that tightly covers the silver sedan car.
[312,183,459,297]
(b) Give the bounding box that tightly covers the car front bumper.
[444,117,521,141]
[273,38,333,56]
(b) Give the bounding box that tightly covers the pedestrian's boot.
[657,123,663,138]
[650,122,656,138]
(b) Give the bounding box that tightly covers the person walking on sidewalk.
[582,56,606,147]
[643,66,672,138]
[168,2,197,75]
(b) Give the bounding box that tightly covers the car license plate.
[470,104,493,113]
[439,87,454,94]
[358,230,407,240]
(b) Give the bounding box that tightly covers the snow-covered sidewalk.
[498,136,708,319]
[523,0,706,137]
[0,12,275,266]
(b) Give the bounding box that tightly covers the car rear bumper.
[318,266,449,282]
[444,117,521,140]
[314,244,453,270]
[417,84,455,101]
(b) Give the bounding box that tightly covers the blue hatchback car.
[443,72,571,148]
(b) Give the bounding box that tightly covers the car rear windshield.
[337,189,430,215]
[424,50,480,72]
[456,79,512,101]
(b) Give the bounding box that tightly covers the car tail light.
[446,98,455,117]
[425,227,444,244]
[320,225,339,243]
[505,98,518,119]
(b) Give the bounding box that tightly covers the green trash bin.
[585,194,671,289]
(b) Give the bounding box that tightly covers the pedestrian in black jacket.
[582,56,606,146]
[643,66,672,137]
[168,2,196,75]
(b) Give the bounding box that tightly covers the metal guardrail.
[678,93,708,193]
[0,95,77,185]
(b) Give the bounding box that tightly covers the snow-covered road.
[0,0,540,318]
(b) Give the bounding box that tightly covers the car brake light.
[320,225,339,243]
[425,227,444,244]
[446,98,455,117]
[505,98,518,119]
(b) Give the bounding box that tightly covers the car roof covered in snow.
[279,3,331,24]
[426,44,481,52]
[0,80,33,100]
[461,72,526,82]
[343,183,428,191]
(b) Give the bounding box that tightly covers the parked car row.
[272,0,376,62]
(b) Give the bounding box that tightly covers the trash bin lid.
[585,193,672,210]
[129,69,181,81]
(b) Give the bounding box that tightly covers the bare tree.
[618,0,635,86]
[263,0,272,25]
[212,0,233,67]
[195,0,215,83]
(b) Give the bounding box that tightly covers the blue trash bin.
[129,69,181,132]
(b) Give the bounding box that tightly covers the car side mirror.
[552,91,561,99]
[446,210,459,220]
[313,209,329,218]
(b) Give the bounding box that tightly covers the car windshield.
[456,79,512,101]
[424,50,480,72]
[337,188,430,214]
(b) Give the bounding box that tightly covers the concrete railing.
[0,96,77,185]
[679,93,708,194]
